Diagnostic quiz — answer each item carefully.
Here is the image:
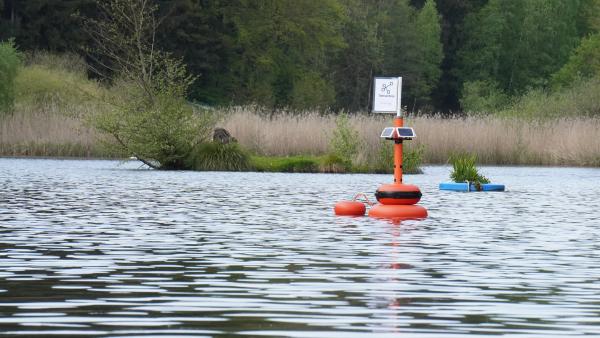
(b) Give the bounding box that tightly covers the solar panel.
[380,127,395,138]
[396,127,416,138]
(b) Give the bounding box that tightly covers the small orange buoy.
[375,184,422,205]
[334,201,366,216]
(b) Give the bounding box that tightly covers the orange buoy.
[375,184,422,205]
[368,203,428,220]
[333,78,428,221]
[334,201,366,216]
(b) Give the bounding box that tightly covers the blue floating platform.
[439,182,505,192]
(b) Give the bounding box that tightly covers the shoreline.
[3,155,599,171]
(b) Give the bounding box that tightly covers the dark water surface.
[1,158,599,337]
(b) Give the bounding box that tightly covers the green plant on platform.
[449,153,490,189]
[187,142,250,171]
[0,39,22,113]
[329,113,361,170]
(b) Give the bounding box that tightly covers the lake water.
[1,158,599,337]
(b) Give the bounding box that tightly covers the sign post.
[373,77,404,184]
[372,77,401,114]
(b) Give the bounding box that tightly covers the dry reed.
[0,104,107,157]
[2,105,600,166]
[220,107,600,166]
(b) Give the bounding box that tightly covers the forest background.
[2,0,599,114]
[1,0,600,171]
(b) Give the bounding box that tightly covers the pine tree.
[412,0,443,106]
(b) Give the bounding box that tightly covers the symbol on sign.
[381,81,394,95]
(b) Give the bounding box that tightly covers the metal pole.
[394,77,403,184]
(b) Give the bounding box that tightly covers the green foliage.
[449,153,490,186]
[95,84,215,169]
[328,0,382,111]
[329,113,361,170]
[187,142,250,171]
[15,53,104,113]
[251,155,319,173]
[412,0,443,104]
[404,144,425,175]
[319,154,348,173]
[461,80,509,113]
[552,33,600,88]
[0,0,93,51]
[370,141,423,175]
[459,0,581,97]
[87,0,215,170]
[2,0,600,113]
[579,0,600,34]
[498,77,600,119]
[0,39,22,113]
[229,0,345,109]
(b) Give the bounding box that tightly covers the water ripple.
[1,159,599,337]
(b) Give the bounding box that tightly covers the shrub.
[371,141,424,174]
[0,39,22,113]
[319,154,347,173]
[449,153,490,187]
[404,144,425,174]
[460,80,509,114]
[498,78,600,119]
[187,142,251,171]
[94,83,215,169]
[329,113,361,169]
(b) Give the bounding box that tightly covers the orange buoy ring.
[368,203,428,220]
[375,184,422,205]
[334,201,366,216]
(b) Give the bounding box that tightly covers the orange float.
[368,203,428,219]
[334,200,366,216]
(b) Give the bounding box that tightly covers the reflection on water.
[1,158,600,337]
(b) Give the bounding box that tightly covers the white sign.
[373,77,402,114]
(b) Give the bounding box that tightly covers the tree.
[412,0,443,107]
[379,0,419,106]
[328,0,383,111]
[429,0,487,113]
[0,0,94,52]
[86,0,214,170]
[227,0,345,109]
[458,0,581,108]
[0,39,21,113]
[578,0,600,35]
[552,33,600,87]
[155,0,237,105]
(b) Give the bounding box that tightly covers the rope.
[353,193,375,206]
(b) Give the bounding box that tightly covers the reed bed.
[221,107,600,166]
[0,105,108,158]
[2,104,600,166]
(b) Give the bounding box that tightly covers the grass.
[187,142,251,171]
[251,155,321,173]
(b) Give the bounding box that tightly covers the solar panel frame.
[380,127,396,138]
[396,127,416,139]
